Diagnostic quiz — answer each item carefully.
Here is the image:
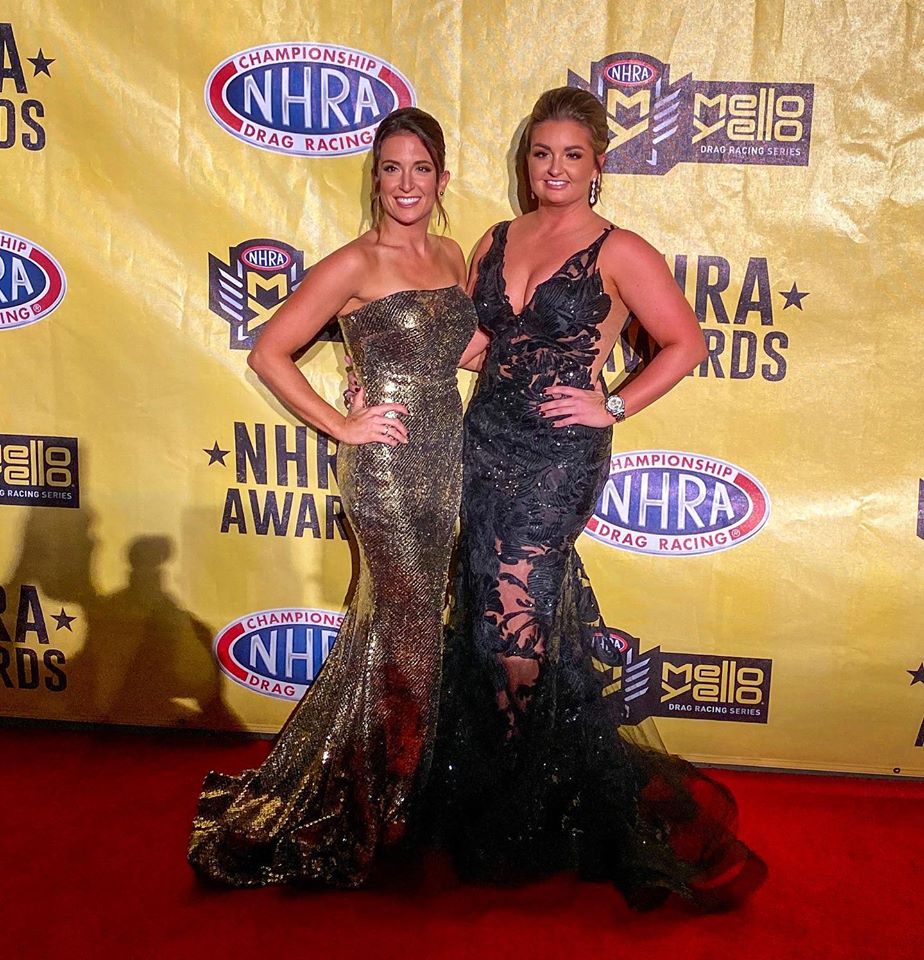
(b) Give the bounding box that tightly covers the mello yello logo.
[205,42,415,156]
[592,627,772,724]
[568,51,814,176]
[585,450,770,556]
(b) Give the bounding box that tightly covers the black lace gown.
[429,222,767,910]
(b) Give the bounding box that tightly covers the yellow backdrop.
[2,0,922,777]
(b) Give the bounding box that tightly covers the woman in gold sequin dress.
[188,108,476,887]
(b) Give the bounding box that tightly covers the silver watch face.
[606,394,625,418]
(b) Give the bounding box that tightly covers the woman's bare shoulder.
[604,225,660,255]
[435,233,465,258]
[314,233,378,274]
[600,226,667,272]
[434,234,467,282]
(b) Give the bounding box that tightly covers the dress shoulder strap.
[586,224,616,265]
[567,225,617,279]
[494,220,512,245]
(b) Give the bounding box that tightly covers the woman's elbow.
[680,321,708,367]
[690,336,709,367]
[247,343,268,375]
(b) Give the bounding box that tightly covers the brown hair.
[516,87,610,213]
[370,107,449,230]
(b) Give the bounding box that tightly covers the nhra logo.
[0,22,53,152]
[214,607,342,700]
[205,422,347,540]
[205,42,415,157]
[0,433,79,508]
[568,51,814,176]
[208,238,307,349]
[605,58,658,87]
[608,252,808,384]
[586,450,770,556]
[0,584,69,693]
[0,231,66,329]
[593,627,772,725]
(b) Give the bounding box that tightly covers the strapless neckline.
[341,285,466,320]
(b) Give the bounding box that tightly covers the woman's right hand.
[338,387,409,446]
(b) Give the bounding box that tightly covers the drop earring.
[589,176,600,207]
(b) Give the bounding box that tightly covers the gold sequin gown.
[188,285,476,887]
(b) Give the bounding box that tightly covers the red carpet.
[1,725,921,960]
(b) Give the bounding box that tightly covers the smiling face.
[527,119,603,209]
[374,132,450,228]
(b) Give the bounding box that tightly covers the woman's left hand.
[342,354,360,409]
[538,385,615,428]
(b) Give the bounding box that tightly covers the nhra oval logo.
[239,242,293,272]
[604,58,658,87]
[0,231,66,330]
[214,607,343,700]
[585,450,770,556]
[205,42,415,157]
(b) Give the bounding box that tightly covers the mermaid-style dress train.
[188,286,476,887]
[431,223,767,910]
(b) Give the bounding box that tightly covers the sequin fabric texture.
[429,223,767,910]
[188,286,476,887]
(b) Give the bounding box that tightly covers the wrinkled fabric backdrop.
[2,0,922,776]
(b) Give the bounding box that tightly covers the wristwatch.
[604,393,626,423]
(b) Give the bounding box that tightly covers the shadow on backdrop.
[3,506,242,730]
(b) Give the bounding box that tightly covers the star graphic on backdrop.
[52,608,76,631]
[779,283,809,310]
[203,442,229,466]
[28,49,55,77]
[907,663,924,685]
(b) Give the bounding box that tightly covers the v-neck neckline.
[496,221,614,317]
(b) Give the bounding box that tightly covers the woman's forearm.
[459,350,486,372]
[459,327,490,371]
[616,339,706,419]
[248,351,347,440]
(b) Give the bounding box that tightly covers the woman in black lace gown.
[430,88,767,910]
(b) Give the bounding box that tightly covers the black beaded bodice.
[472,220,615,407]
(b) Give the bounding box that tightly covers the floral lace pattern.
[427,223,767,910]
